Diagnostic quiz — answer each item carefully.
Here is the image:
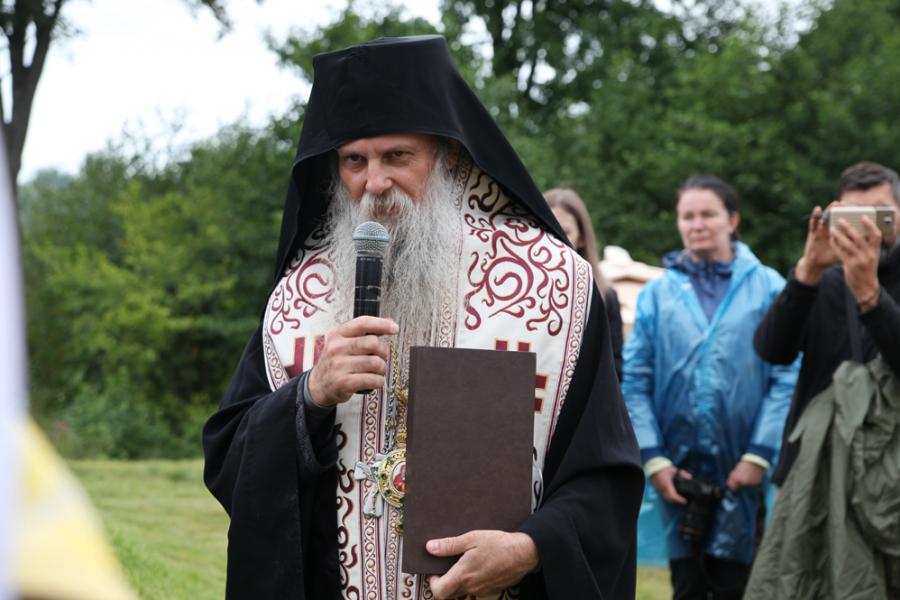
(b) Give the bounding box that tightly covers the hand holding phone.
[824,205,896,237]
[797,205,839,285]
[825,206,884,308]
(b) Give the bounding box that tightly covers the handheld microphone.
[352,221,390,318]
[352,221,390,395]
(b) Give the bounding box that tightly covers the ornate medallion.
[376,447,407,508]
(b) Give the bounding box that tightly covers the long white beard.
[325,161,460,348]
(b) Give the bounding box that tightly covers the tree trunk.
[3,0,64,191]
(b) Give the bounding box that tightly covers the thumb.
[427,532,474,557]
[427,536,462,557]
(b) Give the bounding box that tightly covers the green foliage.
[434,0,900,271]
[270,3,439,85]
[23,122,297,457]
[21,0,900,457]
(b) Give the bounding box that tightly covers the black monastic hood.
[273,35,565,280]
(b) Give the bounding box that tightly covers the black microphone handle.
[353,254,383,318]
[354,254,383,394]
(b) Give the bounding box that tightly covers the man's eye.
[391,150,408,158]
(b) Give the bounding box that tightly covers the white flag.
[0,128,25,600]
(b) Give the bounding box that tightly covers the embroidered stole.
[262,162,592,599]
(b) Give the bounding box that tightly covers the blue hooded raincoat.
[622,241,798,563]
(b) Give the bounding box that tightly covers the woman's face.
[551,206,583,250]
[676,188,739,261]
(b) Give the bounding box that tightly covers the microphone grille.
[352,221,391,256]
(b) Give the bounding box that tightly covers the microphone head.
[352,221,391,257]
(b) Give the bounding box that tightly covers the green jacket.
[745,356,900,600]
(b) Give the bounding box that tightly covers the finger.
[427,532,475,557]
[333,368,386,393]
[861,216,882,246]
[669,491,688,505]
[836,218,863,245]
[829,236,848,263]
[727,474,740,492]
[326,351,385,373]
[344,354,388,376]
[428,570,463,600]
[650,477,669,497]
[340,316,399,338]
[836,232,862,261]
[809,206,823,233]
[678,469,693,480]
[427,574,454,600]
[664,482,687,505]
[346,334,390,358]
[830,224,855,256]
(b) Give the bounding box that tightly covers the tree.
[0,0,243,195]
[270,4,438,85]
[22,0,900,457]
[21,118,297,457]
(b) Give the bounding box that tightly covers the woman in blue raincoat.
[622,175,798,599]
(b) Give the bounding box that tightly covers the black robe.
[202,35,643,599]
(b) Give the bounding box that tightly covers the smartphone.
[826,205,896,237]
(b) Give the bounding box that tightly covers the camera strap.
[844,286,865,363]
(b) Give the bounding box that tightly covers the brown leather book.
[401,346,536,574]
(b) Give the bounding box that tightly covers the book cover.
[401,346,535,574]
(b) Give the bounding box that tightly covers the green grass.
[71,459,671,599]
[70,459,227,600]
[637,567,672,599]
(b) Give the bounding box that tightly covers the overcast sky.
[20,0,792,182]
[20,0,441,181]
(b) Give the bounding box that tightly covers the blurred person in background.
[544,188,624,380]
[621,175,798,599]
[747,162,900,599]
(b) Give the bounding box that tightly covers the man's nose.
[365,162,392,196]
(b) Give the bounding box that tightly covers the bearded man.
[203,36,643,600]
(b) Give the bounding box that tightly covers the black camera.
[673,473,724,543]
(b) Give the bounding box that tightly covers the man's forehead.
[841,182,898,207]
[338,132,439,153]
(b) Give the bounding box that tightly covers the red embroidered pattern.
[359,389,380,598]
[336,428,360,596]
[268,246,335,336]
[262,329,288,390]
[463,175,571,336]
[547,256,590,450]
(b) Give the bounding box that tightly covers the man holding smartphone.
[753,161,900,484]
[747,161,900,596]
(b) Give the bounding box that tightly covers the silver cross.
[353,454,389,518]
